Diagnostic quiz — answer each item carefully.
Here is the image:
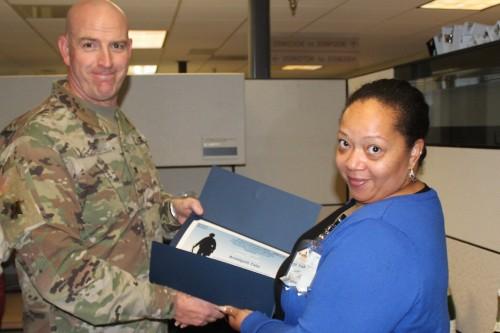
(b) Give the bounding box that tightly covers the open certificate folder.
[175,219,288,278]
[149,167,321,314]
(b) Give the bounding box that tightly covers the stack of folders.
[427,21,500,56]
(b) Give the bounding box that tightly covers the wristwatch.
[169,191,198,219]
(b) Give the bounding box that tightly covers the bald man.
[0,0,223,332]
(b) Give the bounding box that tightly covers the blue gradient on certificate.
[176,219,289,278]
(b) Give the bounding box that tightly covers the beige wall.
[447,238,500,332]
[422,147,500,252]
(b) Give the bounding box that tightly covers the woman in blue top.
[222,79,449,333]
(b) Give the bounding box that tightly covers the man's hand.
[173,292,224,328]
[171,196,203,224]
[221,305,252,331]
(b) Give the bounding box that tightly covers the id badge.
[280,247,321,294]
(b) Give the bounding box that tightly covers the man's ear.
[57,34,71,66]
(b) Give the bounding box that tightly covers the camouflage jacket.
[0,80,181,332]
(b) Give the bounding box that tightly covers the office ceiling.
[0,0,499,79]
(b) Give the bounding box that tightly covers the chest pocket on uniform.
[64,135,134,241]
[121,132,161,207]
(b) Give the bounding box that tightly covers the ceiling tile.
[1,0,499,77]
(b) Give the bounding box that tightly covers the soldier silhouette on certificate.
[192,233,217,257]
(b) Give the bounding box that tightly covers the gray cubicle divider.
[0,75,346,206]
[0,75,62,129]
[0,74,246,167]
[238,79,347,205]
[121,74,245,167]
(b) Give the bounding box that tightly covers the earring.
[408,168,417,183]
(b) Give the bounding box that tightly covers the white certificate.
[175,219,289,278]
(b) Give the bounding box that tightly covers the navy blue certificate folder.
[149,166,321,314]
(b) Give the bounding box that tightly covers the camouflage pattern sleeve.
[0,130,175,326]
[115,109,182,241]
[159,192,182,239]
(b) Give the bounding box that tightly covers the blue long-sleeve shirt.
[242,189,449,333]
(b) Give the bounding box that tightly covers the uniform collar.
[52,80,106,132]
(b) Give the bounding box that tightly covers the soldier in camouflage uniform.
[0,0,223,332]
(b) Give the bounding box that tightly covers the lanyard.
[280,202,363,294]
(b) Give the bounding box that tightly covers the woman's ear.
[410,139,425,168]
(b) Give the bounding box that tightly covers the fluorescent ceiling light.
[129,30,167,49]
[420,0,500,10]
[128,65,158,75]
[282,65,323,71]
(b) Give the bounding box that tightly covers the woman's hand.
[220,305,252,331]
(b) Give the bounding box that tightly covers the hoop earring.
[409,168,417,183]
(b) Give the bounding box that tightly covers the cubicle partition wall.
[0,75,345,204]
[0,74,247,167]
